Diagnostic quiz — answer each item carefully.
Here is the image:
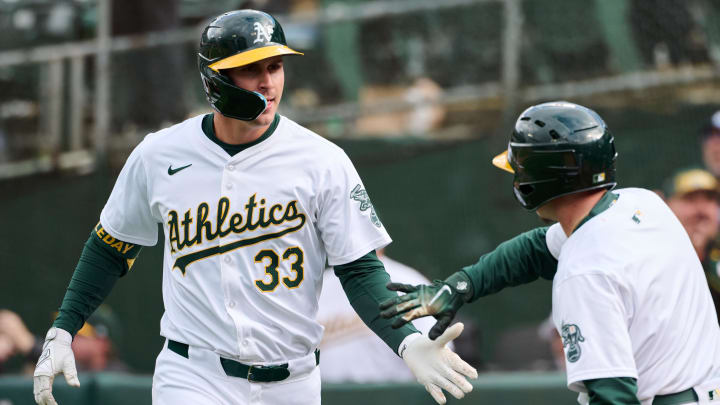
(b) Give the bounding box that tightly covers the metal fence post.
[501,0,523,128]
[95,0,112,162]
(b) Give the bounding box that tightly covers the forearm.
[462,226,558,301]
[53,224,141,336]
[335,251,419,353]
[584,377,640,405]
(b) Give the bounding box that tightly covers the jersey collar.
[572,190,619,234]
[201,113,280,157]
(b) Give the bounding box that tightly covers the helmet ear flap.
[198,64,267,121]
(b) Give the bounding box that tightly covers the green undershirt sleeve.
[462,226,558,302]
[334,251,420,354]
[53,223,142,336]
[584,377,640,405]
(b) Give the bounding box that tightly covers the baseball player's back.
[552,187,720,402]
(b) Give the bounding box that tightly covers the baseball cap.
[75,305,121,340]
[663,168,719,199]
[701,111,720,140]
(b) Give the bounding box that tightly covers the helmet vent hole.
[518,184,535,195]
[534,120,546,127]
[549,129,560,140]
[520,117,531,121]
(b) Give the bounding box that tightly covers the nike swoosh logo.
[168,164,192,175]
[429,285,452,306]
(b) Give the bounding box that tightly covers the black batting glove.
[379,271,473,340]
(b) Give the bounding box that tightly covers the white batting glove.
[401,323,478,404]
[33,327,80,405]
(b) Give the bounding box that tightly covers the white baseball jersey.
[100,114,392,364]
[550,188,720,403]
[317,255,441,383]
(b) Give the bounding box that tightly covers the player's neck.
[213,113,271,145]
[554,190,608,236]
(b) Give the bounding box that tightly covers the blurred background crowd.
[2,0,720,402]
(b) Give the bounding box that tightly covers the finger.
[432,374,466,400]
[378,297,397,310]
[33,376,49,404]
[34,377,58,405]
[429,314,455,341]
[379,294,418,315]
[446,351,479,380]
[435,322,464,346]
[440,364,474,394]
[386,282,418,293]
[391,315,411,329]
[391,306,431,328]
[63,356,80,387]
[425,383,447,405]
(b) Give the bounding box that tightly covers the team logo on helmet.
[253,22,274,44]
[350,184,382,228]
[561,323,585,363]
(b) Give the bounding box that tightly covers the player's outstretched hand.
[402,323,478,404]
[380,271,472,340]
[33,327,80,405]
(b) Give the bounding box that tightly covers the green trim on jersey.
[584,377,640,405]
[201,113,279,156]
[573,191,619,234]
[703,241,720,321]
[334,251,419,353]
[54,226,140,336]
[461,226,558,302]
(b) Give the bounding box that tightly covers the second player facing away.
[31,9,476,405]
[381,101,720,404]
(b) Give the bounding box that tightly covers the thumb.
[434,322,464,346]
[62,357,80,387]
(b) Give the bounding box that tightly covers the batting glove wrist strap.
[444,270,473,302]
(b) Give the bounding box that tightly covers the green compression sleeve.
[335,251,420,354]
[462,226,558,301]
[584,377,640,405]
[53,224,142,336]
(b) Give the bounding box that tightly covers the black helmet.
[198,10,302,121]
[493,101,617,210]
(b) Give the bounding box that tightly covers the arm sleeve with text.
[553,273,638,393]
[99,141,159,246]
[317,152,392,266]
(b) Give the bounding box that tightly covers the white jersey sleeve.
[99,141,159,246]
[317,152,391,266]
[553,273,638,391]
[545,223,566,260]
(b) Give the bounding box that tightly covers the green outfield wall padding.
[0,372,577,405]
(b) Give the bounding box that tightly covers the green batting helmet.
[493,101,617,210]
[198,10,303,121]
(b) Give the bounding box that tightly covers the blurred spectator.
[318,249,468,382]
[630,0,710,67]
[663,168,720,320]
[71,305,129,372]
[701,111,720,178]
[0,309,41,374]
[0,305,129,374]
[491,315,562,372]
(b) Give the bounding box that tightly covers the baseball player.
[381,101,720,404]
[32,9,477,405]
